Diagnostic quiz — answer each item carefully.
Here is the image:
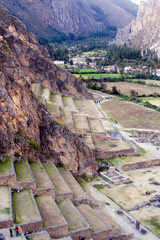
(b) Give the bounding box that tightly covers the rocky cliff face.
[0,6,97,176]
[0,0,137,39]
[116,0,160,57]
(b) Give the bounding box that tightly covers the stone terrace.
[35,195,68,239]
[77,203,112,240]
[30,161,55,198]
[58,166,89,203]
[57,200,92,239]
[0,186,13,229]
[42,161,73,200]
[13,189,43,232]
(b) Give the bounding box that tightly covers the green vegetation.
[28,139,39,151]
[30,162,52,189]
[145,217,160,238]
[0,157,12,175]
[17,129,25,138]
[13,189,39,224]
[14,160,33,182]
[57,200,86,231]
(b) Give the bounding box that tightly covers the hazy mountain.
[0,0,137,41]
[116,0,160,57]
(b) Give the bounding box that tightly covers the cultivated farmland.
[102,100,160,129]
[105,82,160,96]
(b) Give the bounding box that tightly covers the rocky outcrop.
[116,0,160,57]
[0,6,97,176]
[0,0,137,39]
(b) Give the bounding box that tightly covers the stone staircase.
[0,157,134,240]
[31,84,137,160]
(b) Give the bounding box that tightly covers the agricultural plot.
[58,107,73,125]
[0,157,13,176]
[75,99,103,118]
[13,189,40,224]
[26,232,50,240]
[51,93,63,106]
[46,102,60,118]
[149,99,160,107]
[83,135,95,149]
[144,79,160,86]
[77,204,109,232]
[35,195,64,228]
[73,113,90,130]
[42,161,71,195]
[101,167,160,237]
[30,162,52,189]
[40,88,50,101]
[102,100,160,130]
[62,96,78,112]
[105,82,160,96]
[94,138,130,151]
[88,118,105,133]
[14,160,33,182]
[101,119,114,132]
[57,200,87,231]
[0,186,10,221]
[58,166,87,200]
[81,73,121,79]
[31,83,41,96]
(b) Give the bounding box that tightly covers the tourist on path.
[10,228,13,237]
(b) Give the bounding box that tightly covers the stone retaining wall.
[92,229,112,240]
[0,219,13,229]
[122,159,160,171]
[34,188,55,199]
[20,220,43,232]
[55,192,73,201]
[95,148,136,159]
[113,233,134,240]
[0,174,16,186]
[69,227,92,239]
[46,223,68,239]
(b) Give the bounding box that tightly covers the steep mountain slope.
[0,5,97,176]
[116,0,160,57]
[0,0,137,39]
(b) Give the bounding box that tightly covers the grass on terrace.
[73,114,89,130]
[77,204,108,232]
[43,161,71,194]
[62,95,78,111]
[57,200,86,231]
[13,189,40,224]
[102,100,160,130]
[35,195,64,227]
[94,138,131,151]
[26,233,49,240]
[58,166,87,200]
[0,157,13,176]
[30,162,52,189]
[14,160,33,182]
[0,186,10,221]
[75,99,103,118]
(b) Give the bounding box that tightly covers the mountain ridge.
[116,0,160,57]
[0,0,137,41]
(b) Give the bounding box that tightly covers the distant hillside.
[0,0,137,42]
[111,0,138,16]
[116,0,160,58]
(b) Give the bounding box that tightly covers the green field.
[0,157,12,176]
[81,73,121,79]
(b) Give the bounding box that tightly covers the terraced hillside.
[0,156,128,240]
[31,83,136,159]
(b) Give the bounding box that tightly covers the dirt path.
[88,184,160,240]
